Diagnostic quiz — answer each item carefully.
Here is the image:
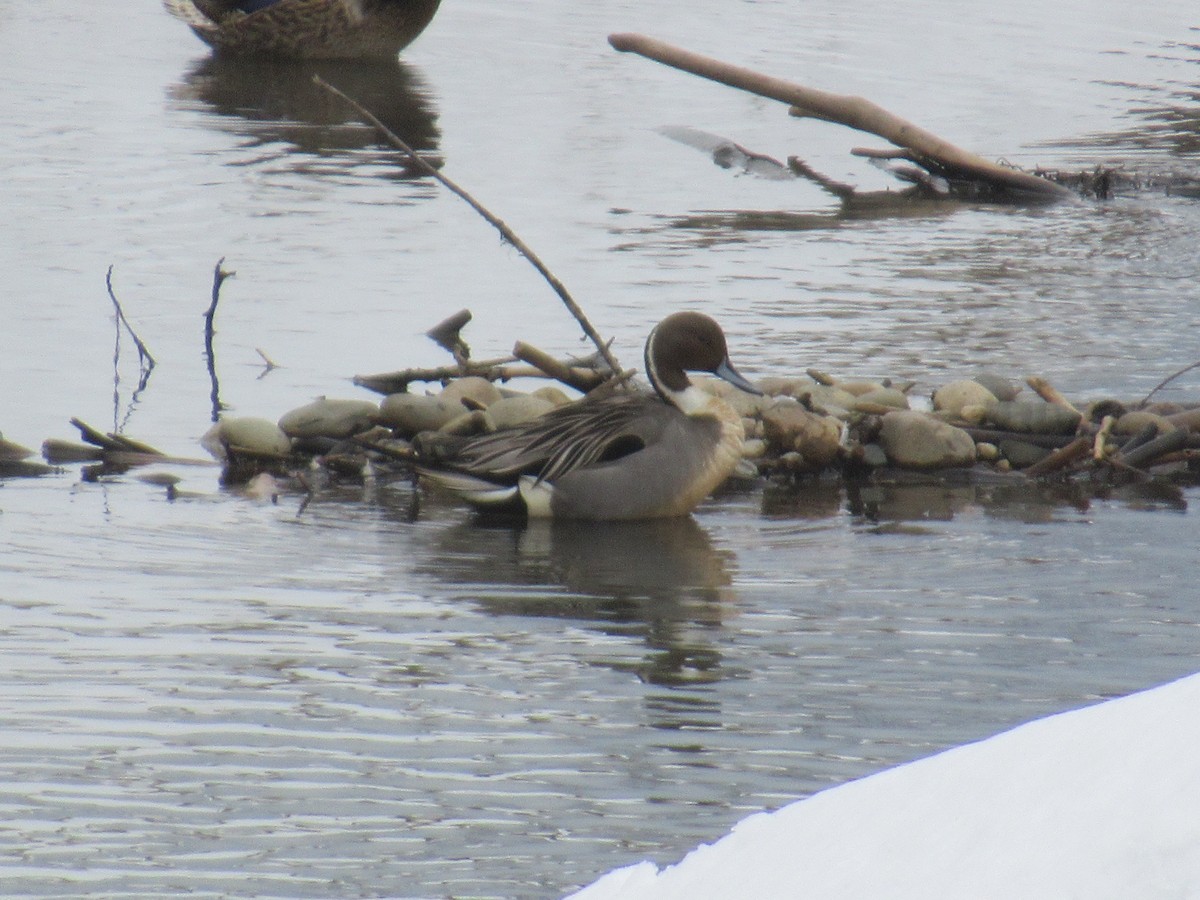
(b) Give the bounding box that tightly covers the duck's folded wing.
[415,393,671,485]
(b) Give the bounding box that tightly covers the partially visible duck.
[414,312,762,521]
[164,0,441,60]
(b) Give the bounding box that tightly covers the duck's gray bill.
[715,358,763,395]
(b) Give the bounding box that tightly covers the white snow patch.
[568,672,1200,900]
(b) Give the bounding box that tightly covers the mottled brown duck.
[164,0,441,60]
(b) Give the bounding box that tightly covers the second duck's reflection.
[171,55,439,171]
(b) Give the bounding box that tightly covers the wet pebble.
[852,387,910,413]
[999,439,1051,469]
[858,442,888,468]
[933,380,998,419]
[878,410,976,469]
[201,417,292,460]
[439,376,503,410]
[702,378,769,417]
[741,437,768,460]
[441,409,496,436]
[532,385,573,407]
[278,397,378,440]
[760,399,842,470]
[796,384,858,418]
[756,375,808,397]
[1114,410,1176,437]
[973,373,1022,401]
[378,393,463,437]
[1168,407,1200,432]
[0,433,34,461]
[975,441,1001,462]
[486,394,554,430]
[832,380,887,397]
[986,400,1082,434]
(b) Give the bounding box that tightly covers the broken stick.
[608,33,1072,202]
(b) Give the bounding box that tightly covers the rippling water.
[2,2,1200,897]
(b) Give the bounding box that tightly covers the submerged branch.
[608,32,1072,202]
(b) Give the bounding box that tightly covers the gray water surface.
[2,2,1200,897]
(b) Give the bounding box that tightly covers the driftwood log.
[609,32,1073,203]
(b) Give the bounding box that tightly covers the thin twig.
[106,266,156,432]
[205,258,235,422]
[106,266,157,370]
[311,75,625,379]
[1138,359,1200,408]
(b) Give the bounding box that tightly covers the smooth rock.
[1167,407,1200,432]
[987,400,1082,435]
[439,376,503,410]
[1114,410,1176,437]
[859,442,888,468]
[441,409,496,436]
[757,375,809,397]
[797,385,859,417]
[0,458,56,477]
[761,400,842,470]
[378,393,462,437]
[879,410,976,469]
[973,373,1022,401]
[532,386,573,407]
[201,417,292,460]
[278,397,378,439]
[487,394,554,430]
[835,380,887,397]
[137,471,182,488]
[933,380,998,419]
[702,377,769,417]
[732,458,759,480]
[957,403,992,426]
[741,438,768,459]
[975,441,1001,462]
[0,433,34,461]
[853,388,910,412]
[999,439,1052,469]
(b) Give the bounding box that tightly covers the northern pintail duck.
[164,0,441,60]
[414,312,761,520]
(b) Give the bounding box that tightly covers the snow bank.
[568,672,1200,900]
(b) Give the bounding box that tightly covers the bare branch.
[311,75,626,378]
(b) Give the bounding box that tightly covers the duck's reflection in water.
[761,473,1187,528]
[419,515,738,689]
[169,56,439,174]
